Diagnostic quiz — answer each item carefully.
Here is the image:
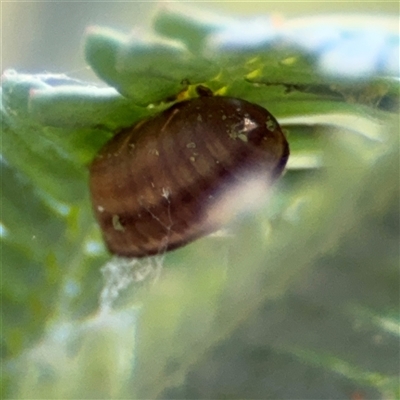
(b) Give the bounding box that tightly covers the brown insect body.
[89,96,289,257]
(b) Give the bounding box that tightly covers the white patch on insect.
[242,117,258,132]
[97,205,105,212]
[161,187,170,200]
[229,118,257,141]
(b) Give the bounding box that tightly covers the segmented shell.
[89,96,289,257]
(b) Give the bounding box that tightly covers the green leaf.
[2,6,399,400]
[29,86,147,130]
[152,4,226,53]
[84,26,219,105]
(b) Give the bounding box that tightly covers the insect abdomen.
[89,96,289,257]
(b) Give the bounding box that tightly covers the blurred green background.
[3,1,398,75]
[2,2,399,400]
